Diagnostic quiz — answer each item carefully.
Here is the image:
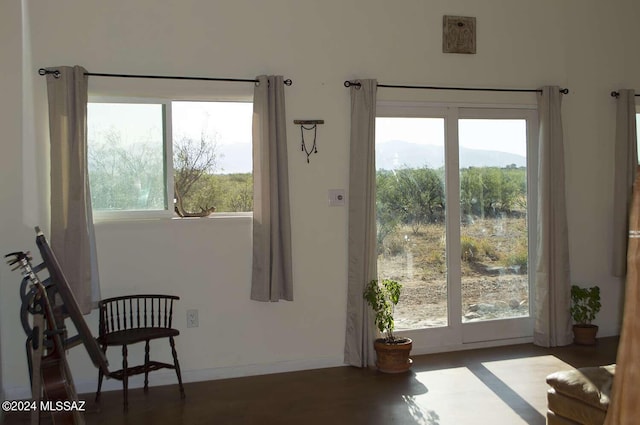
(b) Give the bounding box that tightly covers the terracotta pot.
[373,338,413,373]
[573,324,599,345]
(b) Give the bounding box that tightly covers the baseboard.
[4,355,346,400]
[412,336,534,356]
[81,354,346,395]
[596,325,619,339]
[4,384,30,401]
[411,327,620,357]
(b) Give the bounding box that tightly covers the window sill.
[93,212,252,224]
[171,212,252,220]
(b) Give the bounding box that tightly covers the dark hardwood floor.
[4,337,618,425]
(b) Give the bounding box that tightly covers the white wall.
[2,0,639,398]
[0,0,21,413]
[0,0,38,405]
[561,0,640,331]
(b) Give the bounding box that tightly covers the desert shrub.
[383,234,406,257]
[427,250,445,265]
[503,246,528,272]
[461,236,501,263]
[376,167,445,235]
[424,250,446,274]
[460,166,526,218]
[479,240,500,261]
[461,236,481,262]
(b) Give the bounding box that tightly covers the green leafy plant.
[363,279,402,342]
[570,285,601,325]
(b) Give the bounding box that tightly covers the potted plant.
[363,279,412,373]
[570,285,601,345]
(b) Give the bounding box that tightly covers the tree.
[88,127,165,210]
[460,166,526,218]
[501,166,527,212]
[376,170,402,248]
[460,167,483,217]
[173,132,222,215]
[225,174,253,212]
[376,167,445,235]
[395,168,445,233]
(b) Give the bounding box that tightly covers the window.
[88,102,168,213]
[172,102,253,215]
[88,99,253,218]
[376,103,537,339]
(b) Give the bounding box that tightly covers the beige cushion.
[548,389,607,425]
[547,410,582,425]
[545,364,615,410]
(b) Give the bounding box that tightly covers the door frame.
[376,101,539,353]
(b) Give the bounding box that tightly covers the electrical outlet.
[186,309,199,328]
[328,189,346,206]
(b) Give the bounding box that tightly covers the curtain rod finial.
[611,91,620,98]
[344,81,361,88]
[38,68,61,78]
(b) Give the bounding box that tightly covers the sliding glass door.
[375,104,538,349]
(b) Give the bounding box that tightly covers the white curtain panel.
[344,80,378,367]
[533,86,572,347]
[612,89,638,277]
[46,65,100,314]
[251,75,293,302]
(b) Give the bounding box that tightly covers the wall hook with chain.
[294,120,324,163]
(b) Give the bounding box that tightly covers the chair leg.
[95,344,107,402]
[96,368,104,402]
[144,340,150,393]
[122,344,129,410]
[169,336,185,399]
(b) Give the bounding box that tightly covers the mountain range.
[215,139,526,174]
[376,140,526,170]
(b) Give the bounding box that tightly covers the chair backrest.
[98,295,179,336]
[34,227,110,375]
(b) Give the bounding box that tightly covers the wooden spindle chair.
[95,294,185,409]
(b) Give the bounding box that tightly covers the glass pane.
[376,117,447,329]
[172,101,253,213]
[88,103,166,211]
[458,119,529,322]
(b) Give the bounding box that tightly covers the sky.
[375,117,528,157]
[88,102,164,146]
[88,101,254,173]
[172,101,252,145]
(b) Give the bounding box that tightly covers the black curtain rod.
[611,91,640,98]
[38,68,293,86]
[344,80,569,94]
